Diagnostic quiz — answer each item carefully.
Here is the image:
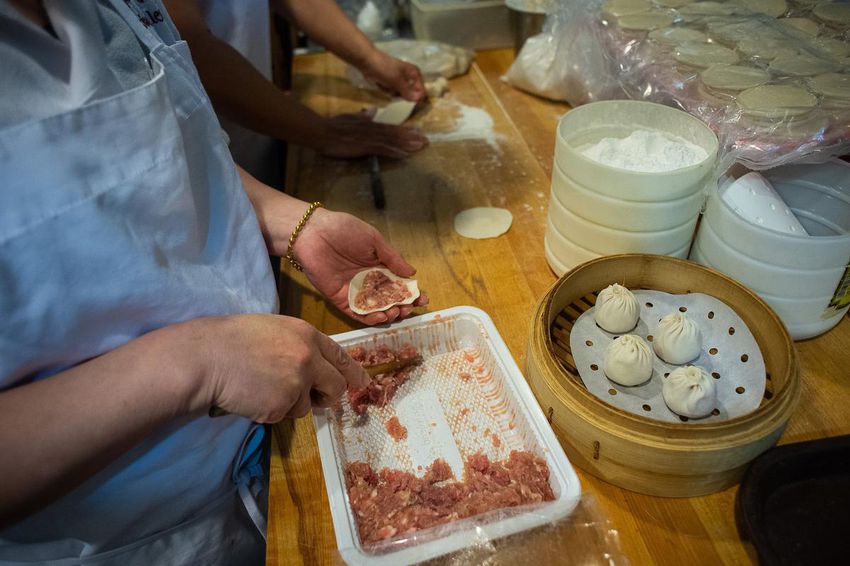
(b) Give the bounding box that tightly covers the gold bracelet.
[284,201,323,272]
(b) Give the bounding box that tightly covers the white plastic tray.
[314,306,581,565]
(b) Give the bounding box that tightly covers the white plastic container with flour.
[691,159,850,340]
[545,101,719,274]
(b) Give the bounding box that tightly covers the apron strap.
[238,481,268,541]
[233,425,270,540]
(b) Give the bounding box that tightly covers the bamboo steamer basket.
[526,254,800,497]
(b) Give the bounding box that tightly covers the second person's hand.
[361,49,426,102]
[318,111,428,159]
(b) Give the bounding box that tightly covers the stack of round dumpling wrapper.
[570,285,767,423]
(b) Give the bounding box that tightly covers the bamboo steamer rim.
[536,254,799,440]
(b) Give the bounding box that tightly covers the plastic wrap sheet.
[331,493,626,565]
[506,0,850,170]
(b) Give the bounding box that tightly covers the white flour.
[579,129,708,173]
[428,101,501,151]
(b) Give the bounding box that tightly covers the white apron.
[0,0,277,563]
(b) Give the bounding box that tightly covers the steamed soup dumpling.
[662,365,716,418]
[594,283,640,333]
[653,312,702,364]
[603,334,653,386]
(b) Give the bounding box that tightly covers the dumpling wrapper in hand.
[453,207,513,239]
[662,365,717,418]
[373,100,417,125]
[348,268,420,315]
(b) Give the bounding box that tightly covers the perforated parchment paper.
[570,291,766,423]
[314,307,581,566]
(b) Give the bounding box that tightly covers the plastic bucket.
[691,159,850,340]
[546,100,718,272]
[553,101,718,200]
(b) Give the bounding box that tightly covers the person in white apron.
[0,1,424,564]
[164,0,429,163]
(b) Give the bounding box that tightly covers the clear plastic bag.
[505,0,850,170]
[331,491,626,565]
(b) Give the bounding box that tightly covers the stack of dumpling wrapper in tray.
[570,285,766,423]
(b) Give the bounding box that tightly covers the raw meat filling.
[385,416,408,441]
[345,451,555,544]
[347,344,419,414]
[353,270,412,311]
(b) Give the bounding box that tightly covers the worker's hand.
[197,314,369,422]
[318,111,428,159]
[361,49,426,102]
[294,209,429,325]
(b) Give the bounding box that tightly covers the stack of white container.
[544,100,850,340]
[545,100,719,275]
[691,161,850,340]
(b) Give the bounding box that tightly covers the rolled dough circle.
[808,72,850,103]
[649,26,707,44]
[453,207,513,239]
[769,52,840,77]
[616,12,675,30]
[813,3,850,26]
[737,84,818,118]
[700,64,770,90]
[674,42,739,67]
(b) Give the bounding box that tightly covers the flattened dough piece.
[374,100,417,125]
[453,207,513,239]
[425,77,449,98]
[674,41,739,67]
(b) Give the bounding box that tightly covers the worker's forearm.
[189,29,331,146]
[238,165,313,257]
[0,321,208,528]
[163,1,335,148]
[277,0,378,70]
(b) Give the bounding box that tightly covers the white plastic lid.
[721,172,808,235]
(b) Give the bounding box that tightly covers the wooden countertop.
[266,49,850,565]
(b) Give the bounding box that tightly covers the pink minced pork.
[353,270,412,312]
[347,344,419,415]
[345,451,555,545]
